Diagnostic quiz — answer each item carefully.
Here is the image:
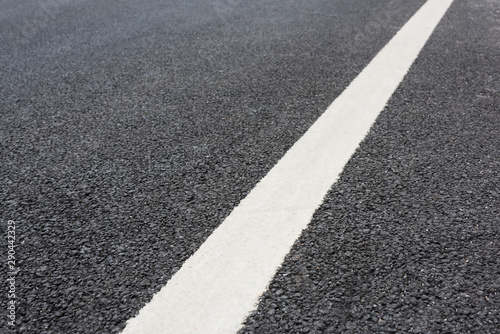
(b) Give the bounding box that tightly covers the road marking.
[122,0,454,333]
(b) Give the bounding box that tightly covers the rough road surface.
[1,0,498,333]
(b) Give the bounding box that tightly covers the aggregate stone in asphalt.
[2,0,499,333]
[239,0,500,333]
[1,0,427,333]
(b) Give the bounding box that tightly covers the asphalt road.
[1,0,499,333]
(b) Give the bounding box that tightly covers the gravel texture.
[0,0,429,333]
[240,0,500,333]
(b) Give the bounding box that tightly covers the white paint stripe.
[122,0,454,333]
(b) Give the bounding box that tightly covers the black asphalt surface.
[241,1,500,333]
[1,0,498,333]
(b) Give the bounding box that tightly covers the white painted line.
[122,0,454,333]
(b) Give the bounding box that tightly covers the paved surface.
[0,0,498,333]
[241,1,500,333]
